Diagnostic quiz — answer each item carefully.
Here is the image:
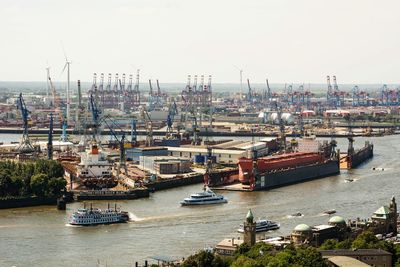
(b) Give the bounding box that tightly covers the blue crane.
[88,93,101,139]
[16,93,34,153]
[103,116,127,176]
[166,101,177,139]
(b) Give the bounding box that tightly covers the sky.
[1,0,400,84]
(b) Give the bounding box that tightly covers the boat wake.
[65,223,81,227]
[128,212,144,222]
[344,178,357,183]
[285,213,304,219]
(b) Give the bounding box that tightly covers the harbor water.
[0,135,398,266]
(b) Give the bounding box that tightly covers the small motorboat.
[238,219,280,233]
[291,212,303,217]
[344,178,354,182]
[323,209,336,215]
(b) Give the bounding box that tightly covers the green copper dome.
[329,216,346,225]
[246,209,254,223]
[294,224,312,232]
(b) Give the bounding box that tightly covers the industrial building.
[126,147,169,161]
[167,146,246,164]
[139,156,191,174]
[321,249,392,267]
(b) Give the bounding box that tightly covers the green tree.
[231,255,261,267]
[294,246,328,267]
[235,243,251,256]
[0,170,11,197]
[47,177,67,197]
[34,160,49,176]
[265,251,293,267]
[21,162,35,195]
[319,239,339,250]
[30,173,48,197]
[9,175,23,196]
[47,160,65,179]
[351,231,378,249]
[335,238,352,249]
[181,250,229,267]
[245,242,274,259]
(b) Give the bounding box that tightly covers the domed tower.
[291,224,313,244]
[243,209,256,246]
[328,216,347,228]
[329,215,348,239]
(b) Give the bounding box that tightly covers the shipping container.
[193,155,205,164]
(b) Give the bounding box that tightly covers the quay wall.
[0,196,57,209]
[255,160,340,190]
[146,174,204,191]
[350,144,374,168]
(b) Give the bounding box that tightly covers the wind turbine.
[233,65,243,99]
[45,65,50,98]
[61,49,71,125]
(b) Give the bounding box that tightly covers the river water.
[0,135,398,266]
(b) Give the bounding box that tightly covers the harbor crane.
[88,93,102,140]
[265,79,272,107]
[247,78,253,102]
[156,79,163,104]
[48,75,68,142]
[47,113,54,160]
[103,117,128,177]
[277,106,286,151]
[148,79,155,111]
[139,106,153,146]
[166,101,178,140]
[74,80,86,134]
[16,93,35,153]
[130,119,137,145]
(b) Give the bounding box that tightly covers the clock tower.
[243,209,256,246]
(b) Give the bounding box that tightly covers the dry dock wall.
[255,160,340,190]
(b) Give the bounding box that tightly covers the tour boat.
[69,204,129,226]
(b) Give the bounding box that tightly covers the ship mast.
[347,114,354,156]
[204,146,213,186]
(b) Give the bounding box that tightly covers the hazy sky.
[1,0,400,84]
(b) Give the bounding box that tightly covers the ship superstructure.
[77,140,117,189]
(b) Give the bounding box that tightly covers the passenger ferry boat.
[180,186,228,206]
[77,140,118,189]
[237,219,280,233]
[68,204,130,226]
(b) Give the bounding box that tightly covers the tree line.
[178,230,400,267]
[0,159,66,199]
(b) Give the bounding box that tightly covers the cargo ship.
[231,139,340,191]
[77,140,118,189]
